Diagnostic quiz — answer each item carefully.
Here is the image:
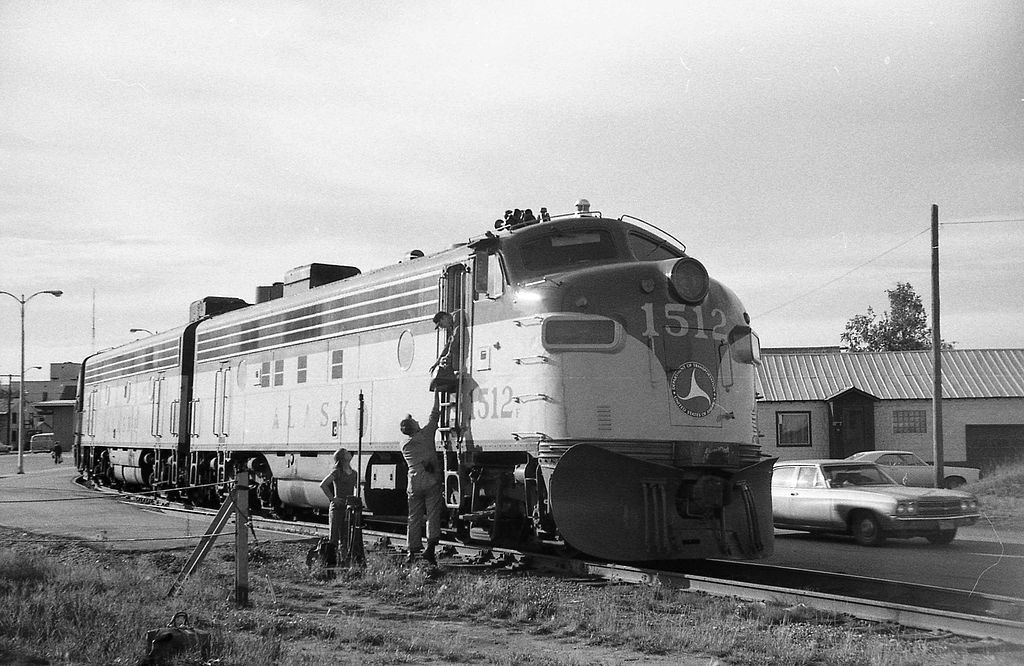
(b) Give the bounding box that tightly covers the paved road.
[0,452,308,552]
[769,529,1024,599]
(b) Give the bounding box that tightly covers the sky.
[2,1,1022,380]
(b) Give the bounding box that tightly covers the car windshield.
[823,465,893,487]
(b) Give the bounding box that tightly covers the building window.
[331,349,344,379]
[273,360,284,386]
[777,411,811,447]
[297,356,307,384]
[260,361,271,388]
[893,409,927,434]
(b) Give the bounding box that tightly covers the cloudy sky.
[2,1,1022,379]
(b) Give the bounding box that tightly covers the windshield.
[823,465,894,487]
[520,229,621,272]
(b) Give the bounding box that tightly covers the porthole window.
[397,330,415,371]
[236,360,247,390]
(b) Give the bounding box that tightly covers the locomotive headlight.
[515,289,543,303]
[668,258,710,304]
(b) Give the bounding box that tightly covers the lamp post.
[0,290,63,474]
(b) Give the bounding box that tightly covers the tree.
[841,282,952,351]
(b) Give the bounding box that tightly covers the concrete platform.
[0,451,309,552]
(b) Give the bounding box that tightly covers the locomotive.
[76,200,774,561]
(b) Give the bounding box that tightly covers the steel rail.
[102,486,1024,645]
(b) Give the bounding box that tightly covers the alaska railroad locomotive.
[76,200,774,561]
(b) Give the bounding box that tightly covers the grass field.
[1,464,1022,665]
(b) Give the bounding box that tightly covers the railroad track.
[106,486,1024,646]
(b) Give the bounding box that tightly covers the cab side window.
[474,251,506,300]
[487,252,505,298]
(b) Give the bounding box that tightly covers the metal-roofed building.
[756,349,1024,472]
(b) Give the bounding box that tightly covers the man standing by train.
[400,392,442,565]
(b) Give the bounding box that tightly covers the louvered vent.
[596,405,613,431]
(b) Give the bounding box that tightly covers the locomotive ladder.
[439,386,462,509]
[437,262,469,510]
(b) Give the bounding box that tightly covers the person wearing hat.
[400,392,442,565]
[320,448,358,556]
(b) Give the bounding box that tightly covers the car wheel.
[943,476,966,489]
[850,512,886,546]
[926,529,957,545]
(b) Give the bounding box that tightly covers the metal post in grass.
[235,471,249,607]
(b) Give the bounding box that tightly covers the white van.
[29,433,55,452]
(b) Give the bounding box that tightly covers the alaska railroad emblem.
[670,362,717,417]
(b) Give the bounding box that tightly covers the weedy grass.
[968,462,1024,532]
[2,537,1021,665]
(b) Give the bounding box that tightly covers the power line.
[940,218,1024,226]
[753,227,931,319]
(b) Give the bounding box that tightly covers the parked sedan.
[772,460,980,546]
[845,450,981,489]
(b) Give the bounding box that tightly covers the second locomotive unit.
[76,199,773,561]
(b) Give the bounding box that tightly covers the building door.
[827,388,877,458]
[966,424,1024,473]
[839,406,871,457]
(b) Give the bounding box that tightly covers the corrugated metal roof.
[756,349,1024,401]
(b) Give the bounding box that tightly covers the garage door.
[966,424,1024,473]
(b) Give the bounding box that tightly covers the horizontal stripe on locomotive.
[196,274,439,354]
[84,343,180,384]
[199,268,440,340]
[196,298,435,362]
[197,286,433,355]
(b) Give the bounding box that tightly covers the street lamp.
[130,328,154,335]
[0,290,63,474]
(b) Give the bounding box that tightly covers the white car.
[845,450,980,489]
[772,460,980,546]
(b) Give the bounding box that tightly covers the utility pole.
[931,205,944,488]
